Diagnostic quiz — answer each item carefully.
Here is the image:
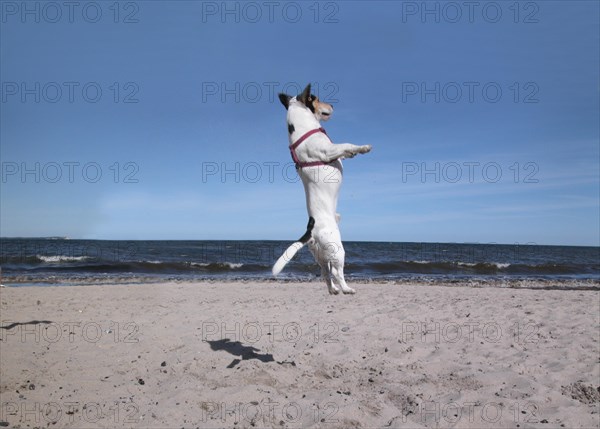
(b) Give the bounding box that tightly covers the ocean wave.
[345,260,594,276]
[189,261,244,269]
[1,256,596,277]
[456,261,511,269]
[2,239,598,288]
[1,255,93,265]
[37,255,91,263]
[1,259,253,275]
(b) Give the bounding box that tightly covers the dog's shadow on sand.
[207,338,287,369]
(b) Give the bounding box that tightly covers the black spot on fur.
[288,123,295,134]
[298,84,312,109]
[298,217,315,244]
[306,95,316,113]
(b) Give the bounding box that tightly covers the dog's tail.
[272,217,315,276]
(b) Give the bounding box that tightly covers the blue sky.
[1,1,598,245]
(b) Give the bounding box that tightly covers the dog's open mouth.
[321,111,331,117]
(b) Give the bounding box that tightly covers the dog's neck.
[286,103,322,144]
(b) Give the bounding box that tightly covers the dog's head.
[278,84,333,122]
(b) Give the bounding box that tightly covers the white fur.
[273,95,371,294]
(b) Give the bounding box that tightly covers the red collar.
[289,128,331,168]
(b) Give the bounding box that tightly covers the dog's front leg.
[322,143,371,162]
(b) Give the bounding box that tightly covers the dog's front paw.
[359,145,372,154]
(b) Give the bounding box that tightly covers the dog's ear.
[298,84,312,106]
[278,93,291,110]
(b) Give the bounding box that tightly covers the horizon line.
[1,237,598,248]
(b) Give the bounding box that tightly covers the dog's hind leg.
[312,227,353,294]
[331,265,355,294]
[311,242,339,295]
[329,248,355,295]
[322,263,340,295]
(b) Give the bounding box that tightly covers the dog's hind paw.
[341,287,356,295]
[359,145,372,154]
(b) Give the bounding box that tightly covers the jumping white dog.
[272,84,371,294]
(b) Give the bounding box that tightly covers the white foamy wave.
[225,262,244,269]
[188,262,244,269]
[456,261,511,269]
[38,255,90,263]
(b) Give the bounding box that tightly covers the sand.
[0,281,598,428]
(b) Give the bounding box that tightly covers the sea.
[1,238,599,289]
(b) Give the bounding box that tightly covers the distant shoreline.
[2,278,599,292]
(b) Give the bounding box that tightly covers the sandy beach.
[0,281,598,428]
